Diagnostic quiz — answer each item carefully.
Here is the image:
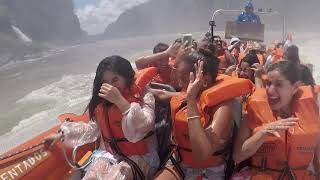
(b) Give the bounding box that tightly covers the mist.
[102,0,320,39]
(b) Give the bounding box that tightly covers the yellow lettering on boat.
[7,169,18,179]
[0,150,50,179]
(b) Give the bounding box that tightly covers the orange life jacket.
[271,48,283,64]
[152,68,172,84]
[247,86,320,179]
[152,57,176,84]
[171,75,254,168]
[95,67,157,156]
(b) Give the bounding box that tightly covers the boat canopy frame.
[210,9,286,41]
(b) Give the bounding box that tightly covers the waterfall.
[11,25,33,43]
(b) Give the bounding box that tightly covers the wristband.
[187,116,201,121]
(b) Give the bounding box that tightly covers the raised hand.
[261,117,298,138]
[186,60,204,101]
[175,41,193,64]
[99,83,123,104]
[166,42,182,58]
[251,63,265,78]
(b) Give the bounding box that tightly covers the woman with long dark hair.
[233,61,320,179]
[155,50,253,180]
[45,55,159,179]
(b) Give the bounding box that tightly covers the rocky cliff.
[0,1,12,35]
[0,0,83,66]
[6,0,84,42]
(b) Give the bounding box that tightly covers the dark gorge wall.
[6,0,84,42]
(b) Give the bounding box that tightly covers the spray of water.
[11,25,32,43]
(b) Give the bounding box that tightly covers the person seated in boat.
[154,49,253,180]
[257,43,268,64]
[226,37,242,64]
[146,39,198,102]
[237,53,260,83]
[230,46,241,64]
[229,37,241,50]
[135,42,181,84]
[213,36,237,73]
[225,51,265,88]
[264,41,284,69]
[237,1,261,24]
[282,45,315,86]
[236,41,265,67]
[283,34,293,52]
[45,56,159,179]
[233,61,320,179]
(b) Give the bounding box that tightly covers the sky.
[73,0,150,35]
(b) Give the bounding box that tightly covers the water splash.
[11,25,32,43]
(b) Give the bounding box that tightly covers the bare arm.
[254,77,265,88]
[149,88,180,102]
[233,118,265,163]
[233,117,298,164]
[135,51,169,70]
[252,64,265,88]
[135,42,181,70]
[187,100,233,161]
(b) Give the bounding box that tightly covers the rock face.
[0,0,12,34]
[0,0,82,66]
[104,0,320,38]
[6,0,83,42]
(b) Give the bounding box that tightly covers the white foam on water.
[12,73,94,132]
[0,48,65,71]
[0,73,95,154]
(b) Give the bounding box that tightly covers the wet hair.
[87,55,135,119]
[153,43,169,54]
[179,49,219,83]
[299,64,315,86]
[198,34,217,56]
[234,46,241,52]
[275,42,284,48]
[240,53,260,67]
[267,61,300,85]
[283,45,300,63]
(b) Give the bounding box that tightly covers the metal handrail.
[210,9,286,41]
[62,144,93,170]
